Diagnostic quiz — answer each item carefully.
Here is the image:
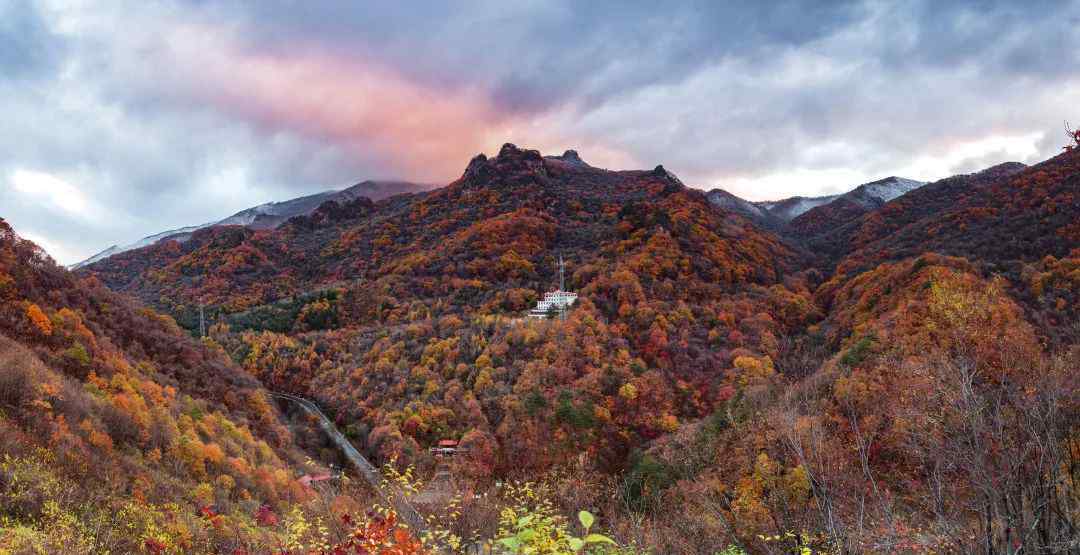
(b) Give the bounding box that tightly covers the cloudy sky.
[3,0,1079,265]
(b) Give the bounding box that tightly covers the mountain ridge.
[46,143,1080,553]
[706,175,926,227]
[71,179,429,269]
[787,176,926,237]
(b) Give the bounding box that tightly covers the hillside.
[833,156,1074,273]
[81,144,804,327]
[72,180,428,269]
[0,219,429,553]
[787,176,924,237]
[70,144,1080,554]
[802,161,1028,268]
[813,153,1080,347]
[707,175,924,230]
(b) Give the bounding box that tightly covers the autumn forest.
[0,132,1076,554]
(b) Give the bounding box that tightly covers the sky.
[3,0,1079,265]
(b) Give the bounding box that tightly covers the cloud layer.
[3,0,1079,264]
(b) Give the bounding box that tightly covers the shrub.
[618,453,677,513]
[839,334,875,367]
[63,342,91,368]
[495,482,617,554]
[0,336,43,410]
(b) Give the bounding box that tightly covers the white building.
[528,290,578,319]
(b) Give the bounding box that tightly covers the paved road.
[269,392,428,534]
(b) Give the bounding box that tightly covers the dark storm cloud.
[883,0,1080,76]
[182,0,866,113]
[2,0,1079,264]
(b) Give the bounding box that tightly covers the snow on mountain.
[707,176,925,225]
[763,195,840,220]
[822,176,927,212]
[73,225,206,269]
[859,176,924,203]
[705,188,771,219]
[786,176,929,238]
[708,191,839,222]
[71,180,427,269]
[75,245,123,268]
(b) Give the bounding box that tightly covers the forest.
[2,142,1078,553]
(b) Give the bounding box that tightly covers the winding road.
[269,392,429,534]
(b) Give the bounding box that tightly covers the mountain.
[69,144,1080,554]
[706,175,924,226]
[705,188,777,223]
[79,143,802,322]
[0,218,421,552]
[76,142,815,466]
[755,193,840,220]
[71,179,428,269]
[807,161,1030,270]
[812,156,1080,345]
[787,176,924,236]
[705,188,836,223]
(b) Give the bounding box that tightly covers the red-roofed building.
[430,439,459,456]
[298,473,334,487]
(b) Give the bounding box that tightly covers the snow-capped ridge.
[706,189,770,219]
[858,176,925,204]
[72,180,427,269]
[708,175,926,223]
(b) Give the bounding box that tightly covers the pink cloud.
[151,23,637,183]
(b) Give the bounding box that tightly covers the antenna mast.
[558,254,566,292]
[558,255,568,321]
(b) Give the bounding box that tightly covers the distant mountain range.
[706,176,925,228]
[73,157,1028,277]
[77,163,922,271]
[71,180,427,268]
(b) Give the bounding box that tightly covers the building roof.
[298,473,334,487]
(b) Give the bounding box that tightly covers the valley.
[4,141,1074,552]
[5,2,1080,552]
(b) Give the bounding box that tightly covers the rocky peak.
[652,165,684,187]
[557,149,587,166]
[498,143,521,158]
[495,143,544,164]
[461,143,549,185]
[463,153,488,179]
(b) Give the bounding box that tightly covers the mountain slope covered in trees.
[72,180,428,269]
[58,144,1080,553]
[81,144,803,325]
[786,176,925,237]
[0,219,436,553]
[706,175,923,228]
